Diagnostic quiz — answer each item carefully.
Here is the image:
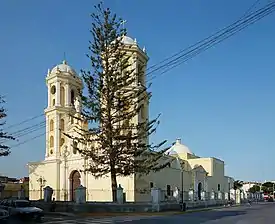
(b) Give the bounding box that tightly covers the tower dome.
[121,35,136,45]
[49,60,78,76]
[165,138,194,155]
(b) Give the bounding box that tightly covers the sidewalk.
[44,204,242,218]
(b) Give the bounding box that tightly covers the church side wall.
[187,157,228,193]
[212,158,225,191]
[28,161,58,200]
[187,158,213,175]
[134,159,193,202]
[85,174,135,202]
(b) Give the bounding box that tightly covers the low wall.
[31,199,231,213]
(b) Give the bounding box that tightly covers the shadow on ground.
[197,210,247,222]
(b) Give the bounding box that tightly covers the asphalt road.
[4,203,275,223]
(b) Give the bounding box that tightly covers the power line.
[241,0,262,19]
[146,0,269,76]
[0,121,46,144]
[9,122,69,149]
[147,1,275,80]
[3,1,271,148]
[5,113,44,130]
[11,121,46,136]
[9,132,46,149]
[149,5,275,81]
[146,1,275,82]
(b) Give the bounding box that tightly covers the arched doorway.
[69,170,81,201]
[198,182,202,200]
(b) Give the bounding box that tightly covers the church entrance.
[198,182,202,200]
[69,170,81,201]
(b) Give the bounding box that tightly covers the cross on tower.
[121,20,127,29]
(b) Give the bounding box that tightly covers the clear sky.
[0,0,274,182]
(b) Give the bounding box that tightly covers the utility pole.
[273,183,274,198]
[176,158,186,211]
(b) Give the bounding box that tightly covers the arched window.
[217,184,221,191]
[60,138,65,146]
[60,86,65,106]
[73,141,77,154]
[50,120,54,132]
[50,136,54,148]
[51,85,56,95]
[60,119,65,131]
[71,90,75,105]
[52,99,55,106]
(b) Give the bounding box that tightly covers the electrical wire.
[0,121,46,144]
[3,0,272,148]
[146,1,275,82]
[4,114,44,130]
[9,132,46,149]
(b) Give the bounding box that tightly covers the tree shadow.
[194,209,247,223]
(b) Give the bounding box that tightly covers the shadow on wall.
[28,163,46,190]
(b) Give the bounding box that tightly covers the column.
[48,87,51,108]
[56,161,60,200]
[83,158,87,186]
[65,83,70,107]
[204,177,207,192]
[54,113,60,156]
[151,187,161,211]
[62,148,68,200]
[85,158,89,201]
[45,116,49,158]
[193,171,197,199]
[56,81,61,106]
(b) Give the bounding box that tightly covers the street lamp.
[176,157,186,211]
[62,146,70,201]
[272,183,275,199]
[0,181,5,199]
[37,177,46,200]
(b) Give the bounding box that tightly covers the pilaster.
[47,87,51,108]
[54,112,60,157]
[56,160,61,200]
[45,115,49,158]
[65,83,70,107]
[56,81,61,106]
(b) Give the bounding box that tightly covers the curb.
[76,206,223,218]
[44,212,76,217]
[44,203,252,218]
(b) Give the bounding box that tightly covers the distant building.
[242,181,261,192]
[0,175,29,199]
[19,177,29,184]
[0,175,19,183]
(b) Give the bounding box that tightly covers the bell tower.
[120,36,149,144]
[44,60,83,159]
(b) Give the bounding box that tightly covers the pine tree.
[66,3,170,202]
[0,96,15,156]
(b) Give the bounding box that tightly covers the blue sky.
[0,0,274,182]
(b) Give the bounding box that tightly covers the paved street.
[4,203,275,223]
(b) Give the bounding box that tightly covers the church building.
[28,35,234,202]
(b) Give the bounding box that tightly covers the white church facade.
[28,36,234,202]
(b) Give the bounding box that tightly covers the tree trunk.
[111,168,117,202]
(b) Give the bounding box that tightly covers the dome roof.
[121,35,136,45]
[50,60,77,76]
[165,139,193,155]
